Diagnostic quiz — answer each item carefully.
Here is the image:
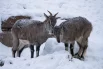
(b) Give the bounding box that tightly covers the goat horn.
[54,12,58,17]
[1,17,3,22]
[1,17,4,23]
[47,10,52,16]
[44,13,48,18]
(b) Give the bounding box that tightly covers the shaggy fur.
[54,16,92,60]
[11,11,59,58]
[0,32,30,57]
[1,15,31,31]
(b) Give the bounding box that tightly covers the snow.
[0,0,103,69]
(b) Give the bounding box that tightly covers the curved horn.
[54,12,58,17]
[1,17,4,24]
[44,13,48,18]
[47,10,52,16]
[1,17,3,22]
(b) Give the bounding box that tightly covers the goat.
[1,15,31,57]
[1,15,31,32]
[11,11,59,58]
[53,16,92,60]
[0,32,30,57]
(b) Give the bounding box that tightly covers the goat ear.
[54,12,58,17]
[44,13,48,18]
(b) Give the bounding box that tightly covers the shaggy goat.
[1,15,31,32]
[0,32,30,57]
[53,16,92,60]
[1,15,31,57]
[11,11,59,58]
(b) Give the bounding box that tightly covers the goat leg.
[80,45,88,60]
[17,45,27,57]
[70,43,74,56]
[12,49,16,58]
[30,45,34,58]
[80,38,88,60]
[36,45,40,57]
[74,42,83,59]
[64,43,68,51]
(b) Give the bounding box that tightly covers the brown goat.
[0,32,30,57]
[1,15,31,32]
[11,11,59,58]
[1,15,31,57]
[54,16,92,60]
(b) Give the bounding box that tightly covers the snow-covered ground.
[0,0,103,69]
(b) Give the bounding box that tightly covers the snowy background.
[0,0,103,69]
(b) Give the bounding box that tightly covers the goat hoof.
[74,53,81,59]
[0,60,4,67]
[36,54,39,57]
[12,49,16,58]
[31,56,34,58]
[80,56,84,61]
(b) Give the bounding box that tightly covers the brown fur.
[0,32,12,47]
[54,16,92,60]
[0,32,30,57]
[1,15,31,32]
